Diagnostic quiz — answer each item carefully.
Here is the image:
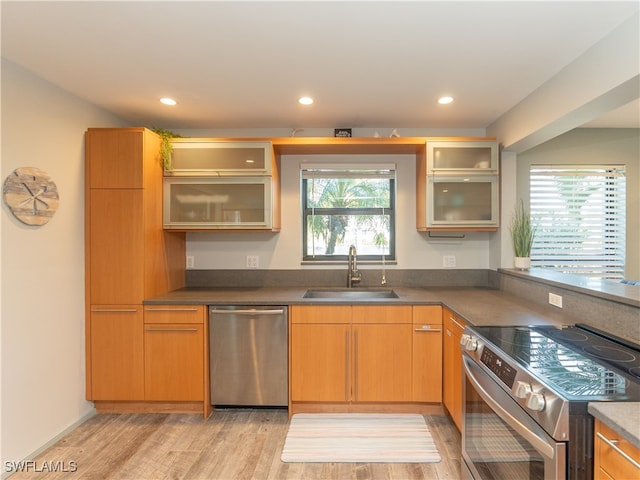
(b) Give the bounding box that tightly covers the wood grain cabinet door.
[290,323,350,402]
[89,307,144,400]
[443,308,466,430]
[412,305,443,403]
[144,323,204,401]
[353,323,412,402]
[89,189,145,305]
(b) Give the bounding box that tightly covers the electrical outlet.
[186,256,195,269]
[246,255,259,268]
[443,255,456,268]
[549,292,563,308]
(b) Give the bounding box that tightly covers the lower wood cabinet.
[443,307,466,430]
[290,305,412,404]
[143,305,206,402]
[594,419,640,480]
[412,305,443,403]
[89,306,144,400]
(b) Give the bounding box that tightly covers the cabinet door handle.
[345,330,350,402]
[145,327,198,332]
[354,330,359,402]
[414,328,442,332]
[91,308,138,313]
[450,316,465,330]
[210,309,285,315]
[596,432,640,469]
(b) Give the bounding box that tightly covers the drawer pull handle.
[146,308,199,312]
[145,328,198,332]
[91,308,137,313]
[597,432,640,470]
[415,328,442,332]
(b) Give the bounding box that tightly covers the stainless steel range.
[461,323,640,480]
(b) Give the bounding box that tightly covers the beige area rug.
[280,413,441,463]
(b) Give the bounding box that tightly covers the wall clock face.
[3,167,59,226]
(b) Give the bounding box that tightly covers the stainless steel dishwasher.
[209,306,288,406]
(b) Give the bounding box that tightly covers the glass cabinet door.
[167,141,273,175]
[427,176,498,227]
[163,177,272,229]
[427,140,498,173]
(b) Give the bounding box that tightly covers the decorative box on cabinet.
[84,127,186,409]
[417,138,499,231]
[163,139,280,231]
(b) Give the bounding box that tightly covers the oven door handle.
[463,355,556,460]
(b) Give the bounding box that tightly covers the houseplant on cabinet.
[510,199,536,270]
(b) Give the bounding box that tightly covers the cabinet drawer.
[144,305,205,324]
[290,305,351,324]
[595,419,640,480]
[413,305,443,325]
[352,305,412,324]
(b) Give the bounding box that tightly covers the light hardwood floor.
[9,409,462,480]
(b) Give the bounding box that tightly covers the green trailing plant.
[510,199,536,258]
[152,128,182,170]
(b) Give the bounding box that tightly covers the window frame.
[301,165,396,263]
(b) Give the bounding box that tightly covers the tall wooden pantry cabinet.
[84,128,186,407]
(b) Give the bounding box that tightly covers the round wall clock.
[3,167,60,226]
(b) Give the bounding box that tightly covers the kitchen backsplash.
[186,268,492,289]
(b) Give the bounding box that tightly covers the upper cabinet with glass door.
[427,140,498,174]
[418,139,499,231]
[163,139,280,231]
[166,140,274,176]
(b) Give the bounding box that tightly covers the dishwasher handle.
[210,308,285,315]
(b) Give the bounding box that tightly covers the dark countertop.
[145,286,581,327]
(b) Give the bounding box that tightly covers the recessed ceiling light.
[298,96,314,105]
[160,97,177,106]
[437,96,454,105]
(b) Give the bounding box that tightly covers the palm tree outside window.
[301,164,396,262]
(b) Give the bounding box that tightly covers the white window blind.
[529,165,626,280]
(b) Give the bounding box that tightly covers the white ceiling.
[2,1,639,131]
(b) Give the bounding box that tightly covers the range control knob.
[459,334,470,347]
[465,336,479,352]
[526,392,546,412]
[514,381,532,399]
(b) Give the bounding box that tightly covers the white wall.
[0,60,126,468]
[178,128,498,272]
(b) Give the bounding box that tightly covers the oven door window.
[463,356,566,480]
[465,395,545,479]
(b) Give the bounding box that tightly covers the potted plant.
[510,199,536,270]
[152,128,182,171]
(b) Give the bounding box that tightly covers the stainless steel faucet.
[347,244,361,288]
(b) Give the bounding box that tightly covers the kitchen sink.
[303,288,399,300]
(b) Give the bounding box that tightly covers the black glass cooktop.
[471,324,640,399]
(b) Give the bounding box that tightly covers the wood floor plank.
[12,409,461,480]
